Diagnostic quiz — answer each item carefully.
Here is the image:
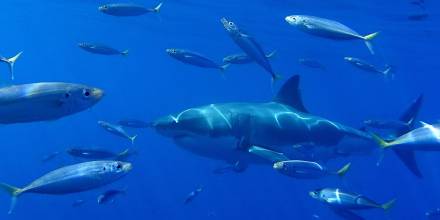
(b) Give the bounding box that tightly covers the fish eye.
[116,163,122,169]
[83,89,91,97]
[228,22,234,26]
[102,167,106,171]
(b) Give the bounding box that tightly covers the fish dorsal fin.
[420,121,431,127]
[273,75,308,113]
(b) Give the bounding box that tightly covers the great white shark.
[151,75,423,176]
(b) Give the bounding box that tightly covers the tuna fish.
[0,82,103,124]
[99,2,163,16]
[285,15,379,54]
[0,161,132,213]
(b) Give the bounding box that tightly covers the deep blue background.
[0,0,438,219]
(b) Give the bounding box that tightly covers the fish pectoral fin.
[331,208,366,220]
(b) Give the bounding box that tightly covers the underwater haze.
[0,0,439,219]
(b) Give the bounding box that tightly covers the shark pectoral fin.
[273,75,308,113]
[393,149,422,178]
[248,145,289,163]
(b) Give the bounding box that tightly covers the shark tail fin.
[266,50,277,58]
[0,51,23,80]
[370,133,393,149]
[121,50,129,56]
[336,162,351,177]
[153,2,163,13]
[0,183,22,214]
[130,135,138,145]
[381,198,396,211]
[362,32,379,55]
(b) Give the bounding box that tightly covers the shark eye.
[64,92,71,98]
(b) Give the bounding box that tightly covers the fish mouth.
[309,191,318,199]
[285,16,298,25]
[273,162,284,170]
[92,88,104,99]
[98,5,107,11]
[123,163,133,172]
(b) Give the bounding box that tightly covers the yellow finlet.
[370,133,393,149]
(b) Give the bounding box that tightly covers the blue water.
[0,0,439,219]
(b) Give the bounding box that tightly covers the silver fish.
[99,2,162,16]
[0,82,103,124]
[78,43,128,56]
[0,161,132,213]
[221,17,281,82]
[223,51,276,65]
[285,15,379,54]
[166,48,228,72]
[344,57,392,77]
[273,160,351,179]
[98,121,137,144]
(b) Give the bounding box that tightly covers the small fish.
[221,18,281,82]
[184,186,203,204]
[408,13,429,21]
[41,151,61,163]
[298,58,325,70]
[98,121,138,144]
[67,148,132,160]
[0,83,103,124]
[223,50,276,65]
[0,51,22,80]
[363,119,410,130]
[344,57,392,78]
[285,15,379,54]
[166,49,228,72]
[372,122,440,151]
[0,161,132,214]
[99,2,162,16]
[97,189,126,204]
[426,208,440,219]
[72,199,86,207]
[309,188,395,211]
[118,119,151,128]
[78,43,128,56]
[273,160,351,179]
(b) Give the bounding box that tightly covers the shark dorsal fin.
[273,75,308,113]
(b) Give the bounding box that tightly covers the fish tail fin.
[363,32,380,41]
[0,51,23,80]
[266,50,277,58]
[220,63,230,72]
[336,162,351,177]
[381,198,396,211]
[271,73,282,84]
[362,32,379,55]
[370,133,393,149]
[130,135,138,144]
[0,183,22,214]
[116,148,131,160]
[383,65,394,79]
[153,2,163,13]
[121,50,129,56]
